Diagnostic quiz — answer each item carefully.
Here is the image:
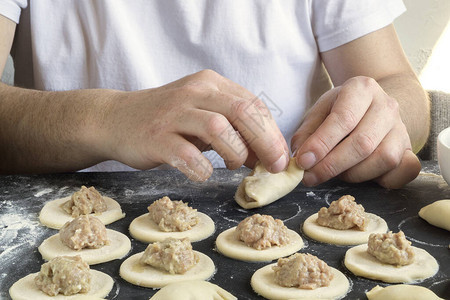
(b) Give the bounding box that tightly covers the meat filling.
[61,186,107,217]
[59,215,109,250]
[273,253,333,289]
[317,195,367,230]
[139,237,199,274]
[367,231,415,265]
[235,214,289,250]
[34,256,91,296]
[147,196,199,232]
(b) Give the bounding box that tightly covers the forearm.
[0,83,117,173]
[377,71,430,154]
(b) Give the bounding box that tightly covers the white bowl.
[437,126,450,186]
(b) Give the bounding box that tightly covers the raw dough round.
[235,158,304,209]
[129,212,215,243]
[302,212,388,245]
[344,244,439,283]
[150,280,237,300]
[70,297,105,300]
[119,251,215,288]
[38,229,131,265]
[39,196,125,229]
[9,269,113,300]
[215,227,304,262]
[366,284,444,300]
[419,199,450,231]
[251,263,349,300]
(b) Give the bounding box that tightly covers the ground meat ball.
[317,195,367,230]
[235,214,289,250]
[147,196,199,232]
[273,253,333,289]
[34,256,91,296]
[139,238,199,274]
[367,231,415,265]
[59,215,109,250]
[61,186,107,217]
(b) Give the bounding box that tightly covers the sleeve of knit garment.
[310,0,406,52]
[0,0,27,23]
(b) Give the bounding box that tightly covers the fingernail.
[298,152,316,169]
[270,154,288,173]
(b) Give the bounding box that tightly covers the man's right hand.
[100,70,289,181]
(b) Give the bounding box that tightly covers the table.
[1,161,449,299]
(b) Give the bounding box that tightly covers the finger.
[291,89,339,155]
[162,135,213,182]
[338,123,412,183]
[231,97,289,172]
[302,108,402,187]
[198,92,289,173]
[295,78,377,170]
[175,109,248,170]
[375,150,421,189]
[306,93,401,185]
[244,147,259,169]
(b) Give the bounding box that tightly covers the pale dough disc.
[215,227,304,262]
[119,251,216,288]
[366,284,444,300]
[419,199,450,231]
[251,263,349,300]
[235,158,304,209]
[9,269,113,300]
[39,196,125,229]
[38,229,131,265]
[129,212,215,243]
[344,244,439,283]
[149,280,237,300]
[302,212,388,245]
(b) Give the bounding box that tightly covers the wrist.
[84,88,125,163]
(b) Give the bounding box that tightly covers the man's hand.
[291,76,421,189]
[102,70,289,181]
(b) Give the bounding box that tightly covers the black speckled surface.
[1,161,449,300]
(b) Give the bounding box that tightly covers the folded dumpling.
[235,158,304,209]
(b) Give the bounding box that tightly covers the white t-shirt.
[1,0,405,171]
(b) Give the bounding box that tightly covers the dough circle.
[39,196,125,229]
[38,229,131,265]
[366,284,444,300]
[419,199,450,231]
[9,269,113,300]
[251,263,349,300]
[235,158,304,209]
[215,227,304,262]
[302,212,388,245]
[149,280,237,300]
[119,251,216,288]
[344,244,439,283]
[129,212,215,243]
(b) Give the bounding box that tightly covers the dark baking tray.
[1,161,449,299]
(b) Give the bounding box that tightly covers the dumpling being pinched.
[235,158,304,209]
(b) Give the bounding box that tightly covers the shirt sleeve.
[0,0,27,23]
[311,0,406,52]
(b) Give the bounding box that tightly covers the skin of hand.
[100,69,290,180]
[291,24,429,189]
[291,76,421,189]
